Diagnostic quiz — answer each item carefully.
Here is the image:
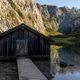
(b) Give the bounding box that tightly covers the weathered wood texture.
[0,24,50,59]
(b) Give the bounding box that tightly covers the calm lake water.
[0,61,18,80]
[0,45,80,80]
[51,45,80,80]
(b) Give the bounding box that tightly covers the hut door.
[16,39,28,56]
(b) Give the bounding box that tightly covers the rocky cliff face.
[59,8,80,33]
[37,4,60,33]
[37,4,80,34]
[0,0,46,34]
[59,16,80,33]
[1,1,80,35]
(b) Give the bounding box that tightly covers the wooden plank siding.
[0,23,50,59]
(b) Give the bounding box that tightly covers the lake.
[1,45,79,80]
[51,45,80,80]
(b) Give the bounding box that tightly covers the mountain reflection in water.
[51,45,80,80]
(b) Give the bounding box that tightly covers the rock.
[0,0,46,34]
[37,4,80,34]
[59,62,67,68]
[68,64,74,67]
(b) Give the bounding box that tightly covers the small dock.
[17,57,48,80]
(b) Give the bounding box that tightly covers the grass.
[50,31,80,46]
[42,17,60,36]
[7,0,24,18]
[53,37,75,44]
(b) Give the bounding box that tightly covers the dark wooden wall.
[0,27,50,59]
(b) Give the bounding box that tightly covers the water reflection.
[52,72,80,80]
[51,45,80,80]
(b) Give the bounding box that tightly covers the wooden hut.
[0,23,50,60]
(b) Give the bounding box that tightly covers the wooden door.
[16,39,28,57]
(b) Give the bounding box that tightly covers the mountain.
[59,13,80,33]
[37,4,60,33]
[0,0,46,34]
[1,0,80,35]
[67,16,80,32]
[37,4,80,34]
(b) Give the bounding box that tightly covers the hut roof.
[0,23,49,40]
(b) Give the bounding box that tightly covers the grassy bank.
[50,31,80,46]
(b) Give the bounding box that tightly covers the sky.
[36,0,80,8]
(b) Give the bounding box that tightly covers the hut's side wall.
[0,28,50,59]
